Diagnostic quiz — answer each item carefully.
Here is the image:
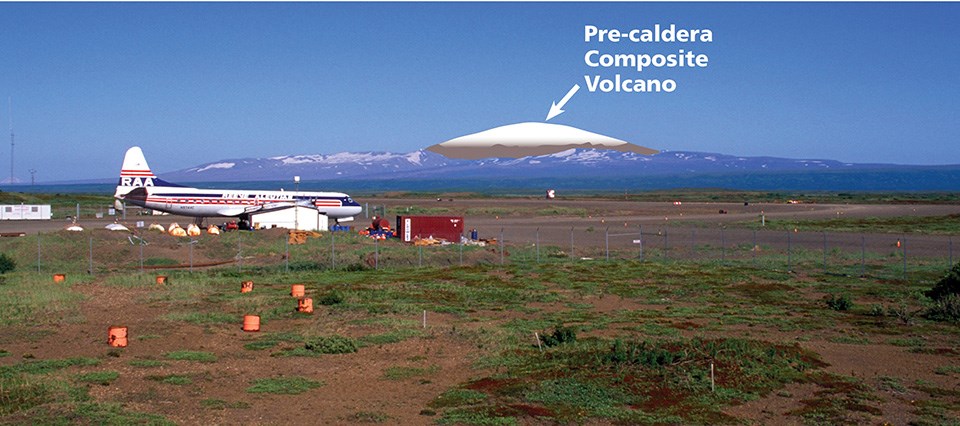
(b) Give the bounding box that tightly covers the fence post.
[331,231,336,269]
[238,231,242,273]
[375,237,379,270]
[605,227,609,261]
[902,235,907,280]
[569,226,574,259]
[663,228,669,261]
[721,227,725,263]
[36,232,41,273]
[860,235,865,277]
[500,227,504,266]
[536,227,540,263]
[418,245,423,268]
[787,231,791,272]
[459,233,463,266]
[691,229,696,260]
[752,229,757,267]
[190,239,195,273]
[822,231,827,274]
[638,225,643,261]
[139,230,144,274]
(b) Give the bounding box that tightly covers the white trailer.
[0,204,52,220]
[250,206,328,231]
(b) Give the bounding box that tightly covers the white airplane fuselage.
[123,186,362,220]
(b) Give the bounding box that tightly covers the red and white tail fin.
[114,147,180,210]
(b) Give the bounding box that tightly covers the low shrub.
[303,335,358,354]
[927,262,960,301]
[0,253,15,274]
[540,325,577,347]
[317,291,344,306]
[246,376,323,394]
[925,293,960,323]
[826,294,853,311]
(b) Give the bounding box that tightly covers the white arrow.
[545,84,580,122]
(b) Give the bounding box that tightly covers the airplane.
[113,146,362,226]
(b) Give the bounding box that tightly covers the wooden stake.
[710,362,716,392]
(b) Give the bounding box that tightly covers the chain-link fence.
[2,221,955,284]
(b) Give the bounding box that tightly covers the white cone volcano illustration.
[427,122,658,159]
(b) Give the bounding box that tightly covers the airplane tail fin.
[114,146,182,210]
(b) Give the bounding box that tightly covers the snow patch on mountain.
[194,162,235,172]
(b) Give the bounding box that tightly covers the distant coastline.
[7,166,960,195]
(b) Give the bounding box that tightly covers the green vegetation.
[928,262,960,301]
[0,358,100,377]
[162,311,237,324]
[244,332,304,351]
[164,350,217,363]
[358,329,422,346]
[0,356,167,423]
[436,337,825,424]
[0,203,958,424]
[146,374,193,385]
[318,290,345,306]
[128,359,166,368]
[383,365,439,381]
[281,335,359,357]
[924,262,960,323]
[345,410,391,423]
[538,325,577,347]
[200,399,251,410]
[74,371,119,386]
[757,214,960,235]
[0,254,15,274]
[0,275,85,326]
[246,376,324,395]
[826,293,854,311]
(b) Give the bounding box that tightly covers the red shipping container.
[396,215,464,243]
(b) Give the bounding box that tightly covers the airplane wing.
[216,207,250,216]
[223,201,317,217]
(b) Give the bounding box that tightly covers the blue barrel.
[470,229,478,240]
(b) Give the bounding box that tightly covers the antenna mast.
[8,97,13,185]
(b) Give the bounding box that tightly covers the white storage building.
[250,206,328,231]
[0,204,52,220]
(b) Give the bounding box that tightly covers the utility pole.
[294,175,300,230]
[8,97,13,185]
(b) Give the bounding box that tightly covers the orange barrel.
[156,275,168,285]
[53,273,66,283]
[241,280,254,293]
[297,298,313,313]
[242,315,260,332]
[107,326,128,348]
[291,284,305,298]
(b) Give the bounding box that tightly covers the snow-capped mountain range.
[160,148,915,183]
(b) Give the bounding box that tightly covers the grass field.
[0,192,958,424]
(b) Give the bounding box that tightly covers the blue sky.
[0,2,958,182]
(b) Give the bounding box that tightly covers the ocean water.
[7,168,960,196]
